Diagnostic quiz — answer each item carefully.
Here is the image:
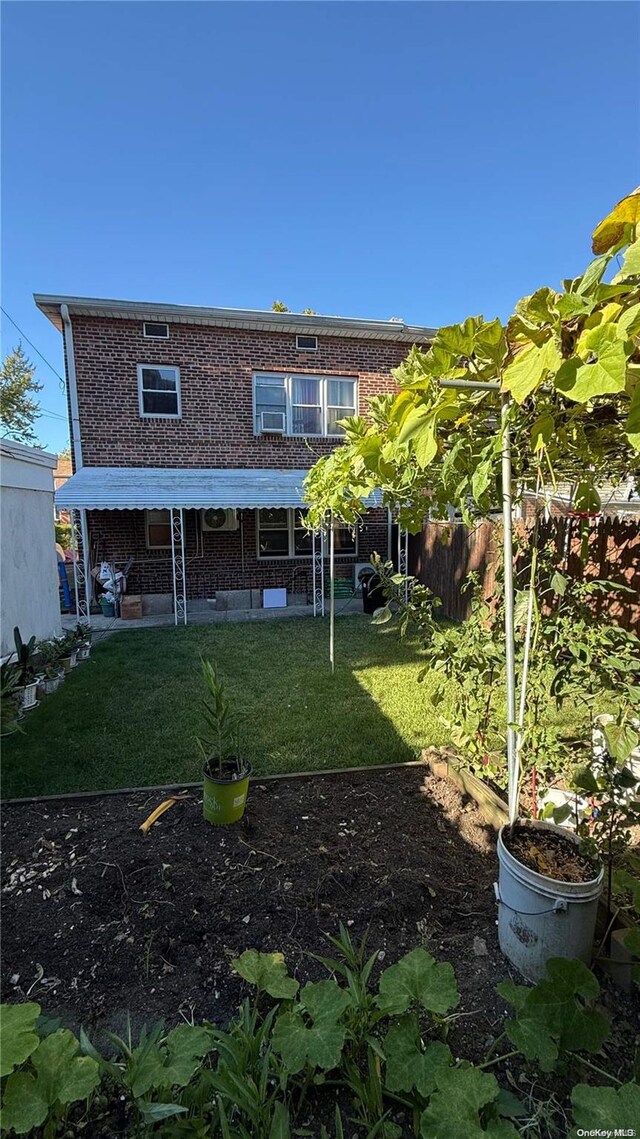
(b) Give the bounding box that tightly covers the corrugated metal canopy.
[56,466,381,511]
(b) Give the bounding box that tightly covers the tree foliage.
[0,345,43,445]
[304,190,640,531]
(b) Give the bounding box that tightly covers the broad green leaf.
[572,481,601,514]
[384,1019,451,1096]
[575,254,611,296]
[572,766,599,794]
[550,570,568,596]
[269,1101,291,1139]
[499,958,608,1071]
[32,1029,100,1106]
[570,1082,640,1138]
[474,318,507,367]
[514,288,559,329]
[592,188,640,253]
[414,421,439,468]
[137,1102,189,1122]
[603,721,639,765]
[233,950,299,999]
[557,323,627,402]
[472,460,492,502]
[436,317,477,358]
[556,293,594,319]
[372,605,393,625]
[420,1066,519,1139]
[0,1070,48,1135]
[272,980,351,1075]
[397,403,434,446]
[129,1024,213,1097]
[617,301,640,336]
[0,1002,41,1077]
[376,947,460,1016]
[502,338,561,404]
[613,237,640,282]
[530,412,554,453]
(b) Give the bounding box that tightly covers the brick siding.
[70,315,405,599]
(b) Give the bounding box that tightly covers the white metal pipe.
[60,304,83,469]
[70,509,81,620]
[80,509,91,625]
[329,512,335,675]
[500,393,518,824]
[312,529,317,617]
[170,508,179,627]
[180,508,187,625]
[387,506,393,561]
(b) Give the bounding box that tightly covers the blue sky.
[1,1,638,452]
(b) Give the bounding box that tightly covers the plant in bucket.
[74,621,92,661]
[57,631,78,672]
[1,661,23,736]
[36,639,66,696]
[197,657,251,825]
[12,627,40,710]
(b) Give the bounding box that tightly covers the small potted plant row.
[1,625,94,724]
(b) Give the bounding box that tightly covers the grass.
[1,615,586,800]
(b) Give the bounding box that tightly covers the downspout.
[60,304,83,469]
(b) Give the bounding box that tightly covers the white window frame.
[296,334,318,351]
[145,508,172,549]
[137,364,182,419]
[143,321,170,340]
[253,372,357,438]
[256,508,358,560]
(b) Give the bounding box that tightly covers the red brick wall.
[89,507,389,600]
[70,315,412,469]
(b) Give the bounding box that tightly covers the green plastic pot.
[203,762,252,825]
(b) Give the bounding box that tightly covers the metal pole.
[329,512,335,675]
[80,509,92,625]
[501,393,518,824]
[320,525,326,617]
[403,529,409,603]
[387,506,393,561]
[70,509,81,620]
[312,529,317,617]
[170,508,179,627]
[180,508,187,625]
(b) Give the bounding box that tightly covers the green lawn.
[1,615,585,800]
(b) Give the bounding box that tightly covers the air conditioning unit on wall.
[201,508,238,532]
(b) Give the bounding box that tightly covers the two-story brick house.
[35,295,433,621]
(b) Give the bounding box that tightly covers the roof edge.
[34,294,435,342]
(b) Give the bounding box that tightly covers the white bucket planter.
[496,820,603,983]
[76,643,91,662]
[38,672,64,697]
[15,681,39,710]
[61,650,77,672]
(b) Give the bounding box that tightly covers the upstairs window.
[253,373,356,437]
[138,364,181,418]
[143,321,170,339]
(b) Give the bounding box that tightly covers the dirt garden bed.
[1,766,637,1080]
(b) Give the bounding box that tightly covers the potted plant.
[1,661,23,736]
[36,639,66,696]
[57,631,78,672]
[197,657,251,825]
[74,622,92,662]
[12,627,40,710]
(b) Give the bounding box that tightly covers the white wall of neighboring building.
[1,439,61,658]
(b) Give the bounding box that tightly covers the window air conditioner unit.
[201,508,238,532]
[260,410,286,434]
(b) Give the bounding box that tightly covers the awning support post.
[312,528,323,617]
[170,508,188,626]
[70,508,90,621]
[329,511,335,674]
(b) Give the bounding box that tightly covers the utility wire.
[1,305,67,389]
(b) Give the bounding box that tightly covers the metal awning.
[56,466,381,511]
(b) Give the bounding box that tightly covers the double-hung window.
[145,509,172,549]
[138,365,181,418]
[253,373,356,436]
[257,508,356,558]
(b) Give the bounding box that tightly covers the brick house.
[35,295,433,621]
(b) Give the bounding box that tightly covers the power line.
[1,305,66,388]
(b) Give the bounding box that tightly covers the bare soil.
[1,765,637,1135]
[504,821,601,883]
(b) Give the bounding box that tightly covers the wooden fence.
[409,516,639,631]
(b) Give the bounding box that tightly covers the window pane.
[327,379,355,407]
[259,508,288,529]
[334,526,356,553]
[327,408,350,435]
[295,508,309,528]
[143,390,179,415]
[294,529,312,555]
[292,376,320,404]
[147,511,171,548]
[259,529,289,556]
[141,367,177,391]
[292,406,322,434]
[256,385,286,409]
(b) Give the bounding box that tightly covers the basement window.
[145,509,172,549]
[143,321,170,339]
[296,334,318,351]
